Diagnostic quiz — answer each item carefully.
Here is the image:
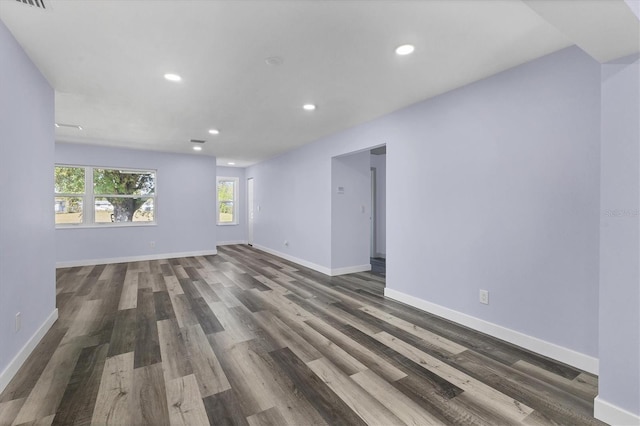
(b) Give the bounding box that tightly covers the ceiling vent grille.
[190,139,206,144]
[15,0,47,9]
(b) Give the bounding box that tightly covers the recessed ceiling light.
[208,129,220,135]
[164,73,182,82]
[303,104,316,111]
[395,44,415,55]
[227,162,235,165]
[193,146,202,151]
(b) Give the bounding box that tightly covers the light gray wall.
[248,46,600,358]
[331,151,371,270]
[598,54,640,416]
[371,153,386,257]
[216,166,248,244]
[0,21,56,380]
[55,143,217,264]
[387,46,601,357]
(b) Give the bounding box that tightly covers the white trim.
[56,249,218,268]
[0,309,58,394]
[252,244,332,275]
[331,264,371,276]
[384,288,599,375]
[217,240,248,246]
[594,396,640,425]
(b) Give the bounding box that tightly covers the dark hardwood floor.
[0,245,602,425]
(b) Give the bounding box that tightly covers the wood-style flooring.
[0,245,602,425]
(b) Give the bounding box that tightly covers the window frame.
[55,164,157,228]
[217,176,239,226]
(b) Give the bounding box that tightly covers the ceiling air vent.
[15,0,47,10]
[190,139,205,144]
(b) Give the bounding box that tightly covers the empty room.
[0,1,639,425]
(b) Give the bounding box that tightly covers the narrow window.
[217,177,238,225]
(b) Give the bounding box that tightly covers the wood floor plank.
[51,343,108,426]
[131,363,170,426]
[202,389,250,426]
[182,323,231,397]
[374,331,534,423]
[90,352,134,425]
[12,337,86,425]
[154,290,176,321]
[359,304,467,354]
[306,357,404,426]
[0,325,68,403]
[134,288,162,368]
[305,318,406,382]
[350,369,444,425]
[107,308,137,357]
[117,269,138,310]
[0,398,26,425]
[165,374,211,426]
[253,311,322,363]
[268,347,362,426]
[246,406,288,426]
[156,319,193,382]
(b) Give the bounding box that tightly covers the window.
[217,177,238,225]
[55,165,156,226]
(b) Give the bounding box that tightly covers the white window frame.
[217,176,239,226]
[55,164,157,228]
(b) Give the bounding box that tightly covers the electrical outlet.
[150,241,156,248]
[15,312,21,332]
[479,289,489,305]
[284,240,289,247]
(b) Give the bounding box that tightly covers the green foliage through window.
[217,177,238,224]
[55,165,156,225]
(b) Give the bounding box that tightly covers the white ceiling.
[0,1,637,167]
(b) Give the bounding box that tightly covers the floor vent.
[15,0,47,9]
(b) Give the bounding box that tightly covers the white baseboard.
[331,264,371,276]
[252,244,332,275]
[56,249,218,268]
[594,396,640,425]
[217,240,248,246]
[0,309,58,394]
[385,288,599,375]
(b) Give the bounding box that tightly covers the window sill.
[56,222,157,230]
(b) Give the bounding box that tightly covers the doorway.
[370,145,386,277]
[247,177,254,246]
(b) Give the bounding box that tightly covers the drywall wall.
[0,20,56,391]
[55,143,218,265]
[331,151,371,272]
[371,153,386,257]
[248,46,600,362]
[216,166,248,244]
[596,54,640,422]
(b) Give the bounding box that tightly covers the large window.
[217,177,238,225]
[55,165,156,226]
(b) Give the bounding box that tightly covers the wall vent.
[190,139,206,144]
[15,0,48,10]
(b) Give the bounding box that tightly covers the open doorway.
[247,177,254,246]
[370,145,386,277]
